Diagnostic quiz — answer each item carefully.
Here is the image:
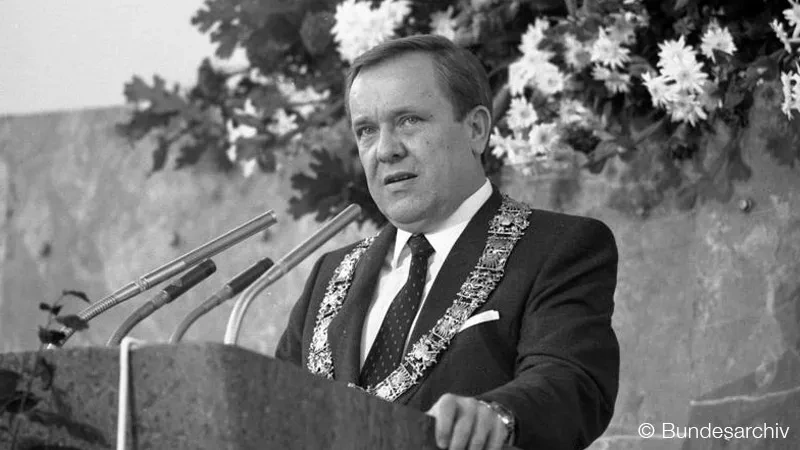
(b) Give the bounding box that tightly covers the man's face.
[348,52,487,233]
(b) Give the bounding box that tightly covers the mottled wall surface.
[501,87,800,449]
[1,98,799,449]
[0,107,373,355]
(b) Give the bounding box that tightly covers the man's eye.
[356,126,376,138]
[400,116,421,126]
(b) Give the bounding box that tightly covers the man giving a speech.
[276,35,620,450]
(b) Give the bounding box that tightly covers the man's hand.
[425,393,509,450]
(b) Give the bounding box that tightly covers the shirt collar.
[391,179,492,268]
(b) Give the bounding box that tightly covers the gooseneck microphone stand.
[107,259,217,346]
[224,204,362,345]
[47,209,278,348]
[169,256,275,343]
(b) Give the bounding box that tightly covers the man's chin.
[381,206,432,233]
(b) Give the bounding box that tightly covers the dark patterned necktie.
[359,234,435,388]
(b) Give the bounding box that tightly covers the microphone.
[223,204,362,345]
[169,256,275,343]
[107,259,217,346]
[50,209,278,347]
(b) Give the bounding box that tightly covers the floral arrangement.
[118,0,800,223]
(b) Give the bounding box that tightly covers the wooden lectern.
[0,343,520,449]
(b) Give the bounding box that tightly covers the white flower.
[781,68,800,118]
[508,19,565,97]
[591,27,631,69]
[275,76,331,119]
[226,145,238,163]
[657,37,708,93]
[249,68,270,85]
[593,66,630,93]
[234,97,260,117]
[700,21,736,62]
[642,72,677,107]
[592,65,611,81]
[519,19,550,57]
[381,0,412,25]
[505,97,538,131]
[528,122,560,160]
[266,109,299,137]
[623,10,650,29]
[489,127,513,158]
[226,119,258,143]
[771,19,794,53]
[666,93,708,126]
[558,99,593,126]
[606,71,631,94]
[563,34,591,70]
[241,158,258,178]
[665,59,708,93]
[533,63,567,95]
[225,73,246,92]
[657,36,697,70]
[508,54,560,96]
[332,0,411,63]
[784,0,800,37]
[508,60,535,96]
[489,127,527,160]
[430,6,457,41]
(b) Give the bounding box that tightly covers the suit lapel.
[404,189,503,357]
[328,225,396,385]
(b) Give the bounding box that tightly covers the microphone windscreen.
[162,259,217,301]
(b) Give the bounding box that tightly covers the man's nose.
[376,128,406,163]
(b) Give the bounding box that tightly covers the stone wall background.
[0,107,375,355]
[1,92,798,448]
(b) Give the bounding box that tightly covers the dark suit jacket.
[275,190,620,449]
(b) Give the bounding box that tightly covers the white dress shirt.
[359,179,493,368]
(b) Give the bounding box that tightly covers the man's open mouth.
[384,173,417,185]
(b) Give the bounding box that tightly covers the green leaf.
[289,148,383,225]
[55,315,89,331]
[0,369,21,400]
[300,11,334,56]
[249,85,285,117]
[583,141,619,173]
[123,76,188,114]
[38,302,51,311]
[631,117,667,144]
[174,139,210,170]
[3,391,39,414]
[38,327,67,346]
[191,0,299,59]
[115,109,172,142]
[50,305,63,316]
[62,290,91,303]
[723,90,745,110]
[191,59,228,104]
[33,356,55,389]
[26,410,109,446]
[289,148,349,221]
[151,136,171,173]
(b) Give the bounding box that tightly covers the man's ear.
[465,105,492,157]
